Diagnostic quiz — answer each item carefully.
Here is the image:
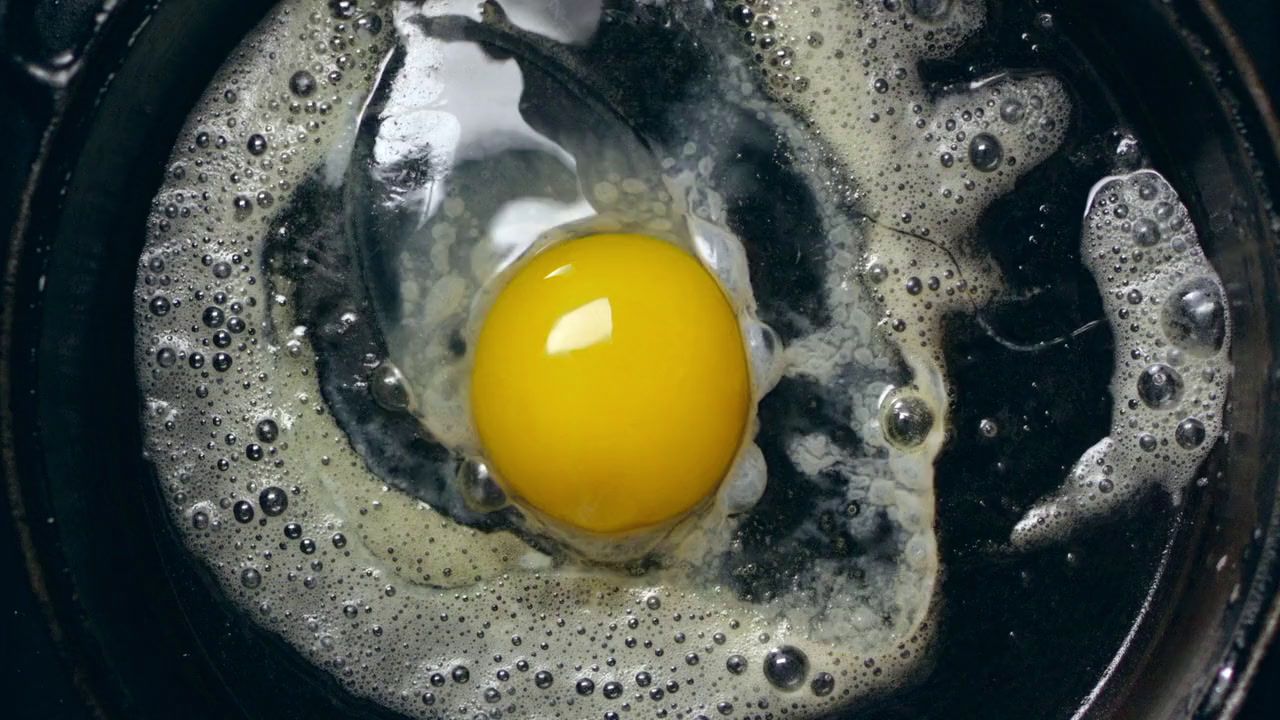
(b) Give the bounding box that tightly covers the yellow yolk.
[470,233,751,534]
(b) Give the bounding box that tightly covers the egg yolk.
[470,233,751,534]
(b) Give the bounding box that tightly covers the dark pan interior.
[1,1,1278,718]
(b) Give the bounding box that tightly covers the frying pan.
[1,0,1278,718]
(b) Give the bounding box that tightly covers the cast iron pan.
[1,1,1278,718]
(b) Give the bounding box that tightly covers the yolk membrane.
[470,233,751,534]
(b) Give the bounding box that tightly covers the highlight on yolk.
[470,233,751,534]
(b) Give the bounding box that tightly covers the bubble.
[999,98,1026,124]
[763,646,809,691]
[459,461,506,512]
[149,296,171,316]
[156,347,177,368]
[1162,278,1226,356]
[247,134,268,155]
[968,133,1003,172]
[289,70,317,97]
[603,681,622,699]
[202,306,225,328]
[534,671,553,689]
[1133,218,1161,247]
[259,486,288,516]
[232,500,254,523]
[255,418,279,442]
[1138,434,1157,452]
[726,655,747,675]
[370,362,414,413]
[1137,364,1184,409]
[881,394,935,449]
[810,672,835,696]
[1176,418,1207,449]
[241,568,262,589]
[355,13,383,35]
[575,678,595,696]
[329,0,357,20]
[907,0,951,19]
[451,666,470,684]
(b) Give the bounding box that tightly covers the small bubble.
[1000,98,1026,124]
[969,133,1004,172]
[149,296,171,316]
[1163,278,1226,356]
[763,646,809,691]
[1138,433,1157,452]
[534,671,554,689]
[1134,218,1162,247]
[240,568,262,589]
[810,672,835,696]
[575,678,595,696]
[259,486,288,516]
[1176,417,1207,449]
[202,306,225,328]
[329,0,357,19]
[881,394,935,449]
[256,418,279,443]
[1137,364,1184,409]
[247,134,268,155]
[289,70,317,97]
[459,461,506,512]
[232,500,254,523]
[370,362,414,413]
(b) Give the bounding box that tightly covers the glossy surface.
[470,233,750,534]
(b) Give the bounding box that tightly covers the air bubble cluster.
[1013,171,1231,548]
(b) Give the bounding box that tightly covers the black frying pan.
[1,1,1278,718]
